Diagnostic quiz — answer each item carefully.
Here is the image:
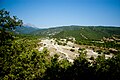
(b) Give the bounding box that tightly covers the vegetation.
[15,26,38,34]
[0,9,23,46]
[70,48,75,52]
[0,9,120,80]
[50,26,120,40]
[42,52,120,80]
[76,39,120,50]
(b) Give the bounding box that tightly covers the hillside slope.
[53,26,120,40]
[15,26,39,34]
[32,26,120,40]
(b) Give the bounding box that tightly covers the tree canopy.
[0,9,23,46]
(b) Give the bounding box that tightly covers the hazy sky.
[0,0,120,28]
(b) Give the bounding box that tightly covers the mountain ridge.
[15,25,120,40]
[31,26,120,40]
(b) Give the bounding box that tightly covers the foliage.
[0,9,49,79]
[52,27,120,41]
[0,9,23,46]
[0,37,51,79]
[76,40,120,50]
[1,9,120,80]
[42,52,120,80]
[70,48,75,52]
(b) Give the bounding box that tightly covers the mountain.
[31,26,120,40]
[53,26,120,40]
[15,25,39,34]
[15,25,120,40]
[32,26,83,36]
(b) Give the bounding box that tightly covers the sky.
[0,0,120,28]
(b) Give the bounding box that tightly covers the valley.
[38,38,114,63]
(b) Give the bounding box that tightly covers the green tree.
[0,9,23,45]
[0,9,23,79]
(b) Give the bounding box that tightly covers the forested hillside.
[30,26,120,40]
[52,26,120,40]
[15,25,38,34]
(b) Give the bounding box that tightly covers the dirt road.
[38,39,112,62]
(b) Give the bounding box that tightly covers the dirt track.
[38,39,112,62]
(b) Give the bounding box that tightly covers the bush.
[90,56,94,60]
[70,49,75,52]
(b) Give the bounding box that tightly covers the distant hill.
[53,26,120,40]
[15,25,39,34]
[32,26,83,36]
[15,25,120,40]
[31,26,120,40]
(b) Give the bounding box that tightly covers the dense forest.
[0,9,120,80]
